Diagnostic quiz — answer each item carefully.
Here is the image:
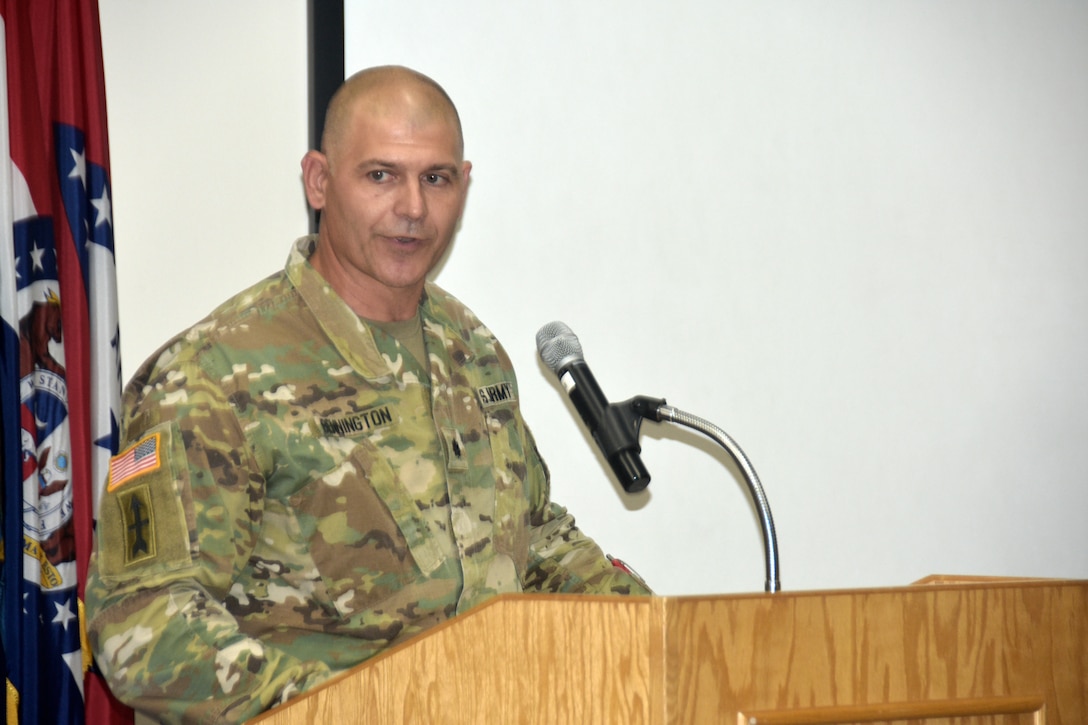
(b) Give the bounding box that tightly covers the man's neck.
[308,244,423,321]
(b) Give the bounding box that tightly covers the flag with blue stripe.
[2,1,131,722]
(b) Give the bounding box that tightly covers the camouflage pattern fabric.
[86,236,650,724]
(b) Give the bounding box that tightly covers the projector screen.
[337,0,1088,594]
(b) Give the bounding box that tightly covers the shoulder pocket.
[96,420,196,582]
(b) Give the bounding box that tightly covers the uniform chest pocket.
[281,442,424,620]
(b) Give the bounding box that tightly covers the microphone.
[536,321,652,493]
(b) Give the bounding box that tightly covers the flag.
[106,433,159,491]
[1,1,131,722]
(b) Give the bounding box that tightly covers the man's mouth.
[385,234,424,247]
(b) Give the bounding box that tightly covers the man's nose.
[394,179,426,220]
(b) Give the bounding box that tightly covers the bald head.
[320,65,464,164]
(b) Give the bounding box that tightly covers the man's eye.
[367,170,389,182]
[424,173,447,186]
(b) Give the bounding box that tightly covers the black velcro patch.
[117,484,157,566]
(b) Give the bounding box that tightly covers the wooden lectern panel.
[665,579,1086,724]
[250,594,663,724]
[250,579,1086,724]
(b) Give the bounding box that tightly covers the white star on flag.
[30,243,47,271]
[68,146,87,187]
[91,186,112,228]
[52,598,78,630]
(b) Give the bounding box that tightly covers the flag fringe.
[5,679,18,725]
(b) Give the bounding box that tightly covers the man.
[86,65,650,724]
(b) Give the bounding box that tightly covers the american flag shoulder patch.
[108,433,163,491]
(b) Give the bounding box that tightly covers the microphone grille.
[536,321,584,373]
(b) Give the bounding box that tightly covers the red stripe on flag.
[3,0,132,721]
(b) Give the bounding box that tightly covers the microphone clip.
[598,395,667,493]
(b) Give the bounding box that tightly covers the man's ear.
[301,150,329,210]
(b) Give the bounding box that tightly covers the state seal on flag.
[19,364,75,585]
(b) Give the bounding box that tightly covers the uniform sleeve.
[85,353,331,724]
[520,426,653,596]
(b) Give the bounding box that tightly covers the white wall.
[98,0,310,361]
[101,0,1088,596]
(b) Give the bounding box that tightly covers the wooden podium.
[249,577,1086,724]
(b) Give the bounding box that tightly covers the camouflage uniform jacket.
[86,236,650,724]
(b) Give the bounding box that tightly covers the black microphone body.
[536,322,653,493]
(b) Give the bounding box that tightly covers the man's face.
[305,100,471,315]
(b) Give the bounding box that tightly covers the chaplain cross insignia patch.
[118,484,156,565]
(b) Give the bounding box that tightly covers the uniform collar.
[285,235,393,381]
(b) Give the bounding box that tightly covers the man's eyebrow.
[427,162,463,177]
[355,159,463,177]
[357,158,400,170]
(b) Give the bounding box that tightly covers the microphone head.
[536,321,584,374]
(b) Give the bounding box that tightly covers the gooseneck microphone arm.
[630,396,781,594]
[537,321,781,593]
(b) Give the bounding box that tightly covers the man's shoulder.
[422,281,516,371]
[422,281,486,333]
[204,269,294,324]
[126,270,297,391]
